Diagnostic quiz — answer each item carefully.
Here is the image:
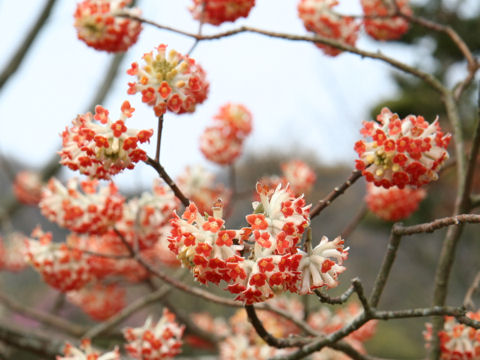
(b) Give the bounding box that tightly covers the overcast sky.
[0,0,439,191]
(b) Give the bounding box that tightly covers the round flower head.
[74,0,142,52]
[214,103,253,139]
[424,311,480,359]
[361,0,411,41]
[298,0,360,56]
[354,107,451,189]
[40,178,125,235]
[60,101,153,180]
[365,183,426,221]
[124,309,184,360]
[281,160,316,196]
[127,44,209,116]
[67,283,126,321]
[189,0,256,26]
[200,125,243,165]
[58,339,120,360]
[13,171,43,205]
[26,228,93,292]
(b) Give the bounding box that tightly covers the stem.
[154,115,164,163]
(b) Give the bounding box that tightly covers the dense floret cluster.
[189,0,256,25]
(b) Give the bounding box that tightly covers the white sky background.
[0,0,440,192]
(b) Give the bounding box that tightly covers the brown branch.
[0,0,58,90]
[154,115,164,163]
[310,170,363,219]
[393,214,480,236]
[314,285,355,305]
[0,293,85,337]
[145,156,189,207]
[464,271,480,311]
[121,15,446,95]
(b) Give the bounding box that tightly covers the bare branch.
[393,214,480,236]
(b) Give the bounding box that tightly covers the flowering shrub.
[298,0,360,56]
[189,0,256,26]
[59,101,153,180]
[127,44,209,116]
[354,107,451,188]
[124,309,184,359]
[74,0,142,52]
[365,183,426,221]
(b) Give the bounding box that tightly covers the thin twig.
[314,286,355,305]
[464,272,480,310]
[341,204,368,239]
[393,214,480,236]
[310,170,363,219]
[154,115,164,163]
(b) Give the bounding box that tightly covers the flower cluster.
[74,0,142,52]
[26,228,93,292]
[281,160,316,196]
[176,165,231,215]
[169,183,347,304]
[127,44,209,116]
[365,183,426,221]
[57,339,120,360]
[298,0,360,56]
[60,101,153,180]
[67,283,126,321]
[40,178,124,235]
[354,107,451,189]
[0,232,28,272]
[361,0,411,41]
[189,0,256,26]
[424,311,480,359]
[13,171,43,205]
[200,103,253,165]
[124,309,184,360]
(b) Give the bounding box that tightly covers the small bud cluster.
[127,44,209,116]
[424,311,480,359]
[298,0,360,56]
[365,183,426,221]
[176,165,231,215]
[355,107,451,188]
[200,103,253,165]
[57,339,120,360]
[60,101,153,180]
[13,171,43,205]
[169,183,347,304]
[189,0,256,26]
[0,232,28,272]
[67,283,126,321]
[361,0,411,41]
[74,0,142,52]
[124,309,184,360]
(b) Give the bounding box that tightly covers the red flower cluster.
[354,107,451,188]
[365,183,426,221]
[67,283,126,321]
[26,228,93,292]
[424,311,480,359]
[58,339,120,360]
[13,171,43,205]
[361,0,411,41]
[40,178,124,235]
[74,0,142,52]
[200,103,253,165]
[282,160,316,196]
[124,309,184,360]
[60,101,153,180]
[298,0,360,56]
[169,183,347,304]
[127,44,209,116]
[189,0,256,26]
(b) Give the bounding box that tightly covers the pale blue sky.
[0,0,437,191]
